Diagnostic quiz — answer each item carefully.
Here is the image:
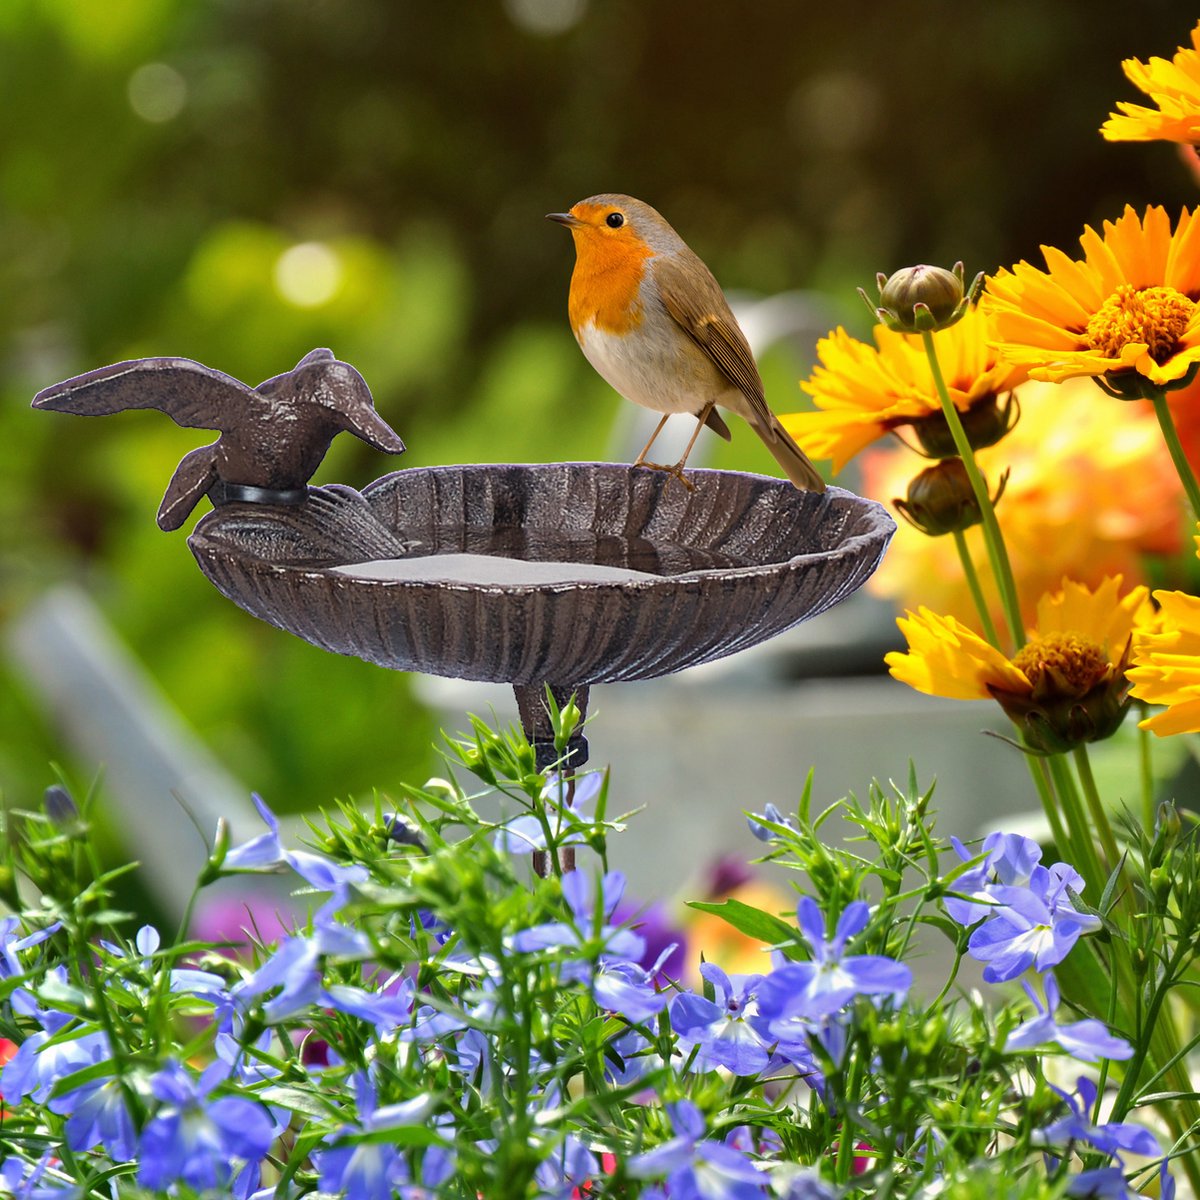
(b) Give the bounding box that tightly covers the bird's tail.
[759,414,827,492]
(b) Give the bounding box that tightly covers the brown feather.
[652,251,775,430]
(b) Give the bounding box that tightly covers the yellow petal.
[886,608,1027,700]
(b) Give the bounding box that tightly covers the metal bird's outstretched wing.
[32,358,259,432]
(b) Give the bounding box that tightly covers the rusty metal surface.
[187,463,894,688]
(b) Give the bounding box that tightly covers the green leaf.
[260,1084,343,1120]
[685,898,795,948]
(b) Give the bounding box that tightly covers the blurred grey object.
[4,585,262,918]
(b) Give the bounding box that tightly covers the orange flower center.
[1012,632,1108,697]
[1084,284,1196,365]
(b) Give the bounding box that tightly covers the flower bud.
[861,262,984,333]
[895,459,984,537]
[43,784,86,840]
[910,392,1019,458]
[1157,800,1181,842]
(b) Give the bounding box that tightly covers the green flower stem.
[921,330,1025,650]
[1029,755,1071,860]
[1137,705,1155,832]
[951,528,1001,647]
[1072,744,1121,870]
[1046,754,1104,898]
[1151,390,1200,521]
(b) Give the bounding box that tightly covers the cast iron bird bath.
[34,350,895,855]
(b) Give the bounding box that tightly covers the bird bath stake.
[34,349,895,868]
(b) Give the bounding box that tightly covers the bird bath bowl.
[33,348,894,856]
[188,461,895,768]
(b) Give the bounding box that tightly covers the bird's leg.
[634,404,715,492]
[632,413,672,467]
[672,402,714,474]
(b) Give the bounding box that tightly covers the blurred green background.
[0,0,1194,865]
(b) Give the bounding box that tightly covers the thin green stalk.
[1029,756,1071,859]
[951,527,1001,648]
[1151,391,1200,521]
[1072,744,1121,870]
[1047,754,1104,897]
[921,330,1025,649]
[1137,704,1155,832]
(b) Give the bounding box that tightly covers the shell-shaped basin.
[188,463,894,686]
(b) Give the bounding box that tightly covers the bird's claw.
[634,460,696,492]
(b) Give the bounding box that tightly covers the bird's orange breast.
[567,234,656,337]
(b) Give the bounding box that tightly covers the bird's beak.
[546,211,582,228]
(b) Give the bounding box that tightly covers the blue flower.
[627,1100,767,1199]
[1066,1167,1144,1199]
[312,1072,441,1200]
[0,917,61,981]
[0,1154,78,1200]
[2,982,109,1106]
[968,864,1101,982]
[591,957,671,1022]
[137,1060,275,1191]
[224,793,368,899]
[531,1127,599,1199]
[1036,1077,1160,1160]
[46,1063,140,1161]
[511,870,644,962]
[494,771,602,854]
[670,963,776,1076]
[756,898,912,1021]
[234,902,372,1023]
[747,802,796,843]
[943,832,1043,926]
[1004,974,1133,1062]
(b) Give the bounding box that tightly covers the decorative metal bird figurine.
[32,348,405,530]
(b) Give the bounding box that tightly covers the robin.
[548,193,825,492]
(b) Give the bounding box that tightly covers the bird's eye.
[605,211,625,228]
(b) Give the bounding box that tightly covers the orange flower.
[983,206,1200,394]
[1101,21,1200,145]
[887,578,1151,753]
[781,305,1025,473]
[862,377,1184,633]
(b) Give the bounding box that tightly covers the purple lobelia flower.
[311,1072,443,1200]
[747,802,797,843]
[756,898,912,1022]
[493,771,602,854]
[943,832,1043,926]
[137,1060,275,1191]
[224,793,368,900]
[1,1154,78,1200]
[967,864,1101,983]
[627,1100,767,1200]
[1005,974,1133,1062]
[1035,1077,1160,1160]
[2,978,109,1107]
[670,963,777,1076]
[511,870,645,962]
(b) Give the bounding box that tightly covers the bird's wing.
[653,252,774,430]
[32,358,257,432]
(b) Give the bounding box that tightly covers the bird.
[32,348,405,531]
[547,193,825,493]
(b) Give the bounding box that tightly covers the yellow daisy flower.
[1129,532,1200,735]
[862,376,1184,636]
[983,205,1200,392]
[887,577,1152,753]
[1101,21,1200,144]
[780,305,1025,474]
